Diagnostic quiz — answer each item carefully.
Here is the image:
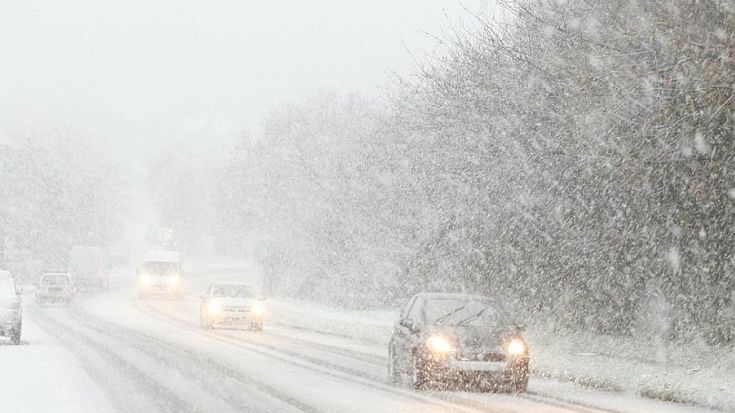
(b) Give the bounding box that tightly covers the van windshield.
[142,262,179,275]
[210,284,255,298]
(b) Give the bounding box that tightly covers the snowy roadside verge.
[268,298,397,346]
[266,298,734,412]
[0,300,115,413]
[529,327,734,412]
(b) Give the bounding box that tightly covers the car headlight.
[167,275,180,286]
[251,303,265,316]
[140,273,152,286]
[208,301,222,314]
[426,335,454,353]
[507,338,527,356]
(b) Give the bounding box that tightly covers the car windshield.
[210,284,254,298]
[42,275,70,286]
[142,262,179,275]
[424,298,505,327]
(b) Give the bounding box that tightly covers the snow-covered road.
[13,265,723,413]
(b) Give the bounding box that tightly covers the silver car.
[200,282,266,331]
[36,273,75,306]
[0,270,22,345]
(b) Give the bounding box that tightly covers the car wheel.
[387,344,403,385]
[509,374,529,393]
[11,325,21,345]
[200,310,212,329]
[409,352,428,390]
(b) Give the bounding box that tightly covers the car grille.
[457,351,506,362]
[223,306,247,313]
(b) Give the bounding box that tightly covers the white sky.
[0,0,491,156]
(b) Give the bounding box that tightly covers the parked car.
[199,282,265,331]
[36,273,75,306]
[388,293,529,392]
[68,246,109,292]
[0,270,22,345]
[137,250,182,298]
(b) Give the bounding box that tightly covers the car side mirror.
[400,318,416,331]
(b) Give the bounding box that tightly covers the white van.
[137,250,182,298]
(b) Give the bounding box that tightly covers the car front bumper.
[140,283,182,295]
[0,313,20,335]
[421,353,529,387]
[37,292,73,300]
[206,311,262,325]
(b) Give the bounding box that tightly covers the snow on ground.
[16,258,724,413]
[0,297,114,413]
[268,298,397,346]
[262,295,734,412]
[529,327,735,412]
[149,257,734,412]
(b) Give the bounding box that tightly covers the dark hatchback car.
[388,293,529,392]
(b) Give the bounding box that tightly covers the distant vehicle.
[36,273,75,306]
[68,246,109,292]
[137,250,182,298]
[199,282,265,331]
[0,270,22,345]
[107,244,130,266]
[388,293,529,392]
[146,227,181,250]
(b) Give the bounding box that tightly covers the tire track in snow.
[29,309,196,413]
[64,304,321,413]
[138,299,615,413]
[135,299,495,413]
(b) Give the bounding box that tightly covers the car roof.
[143,250,180,263]
[415,292,496,301]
